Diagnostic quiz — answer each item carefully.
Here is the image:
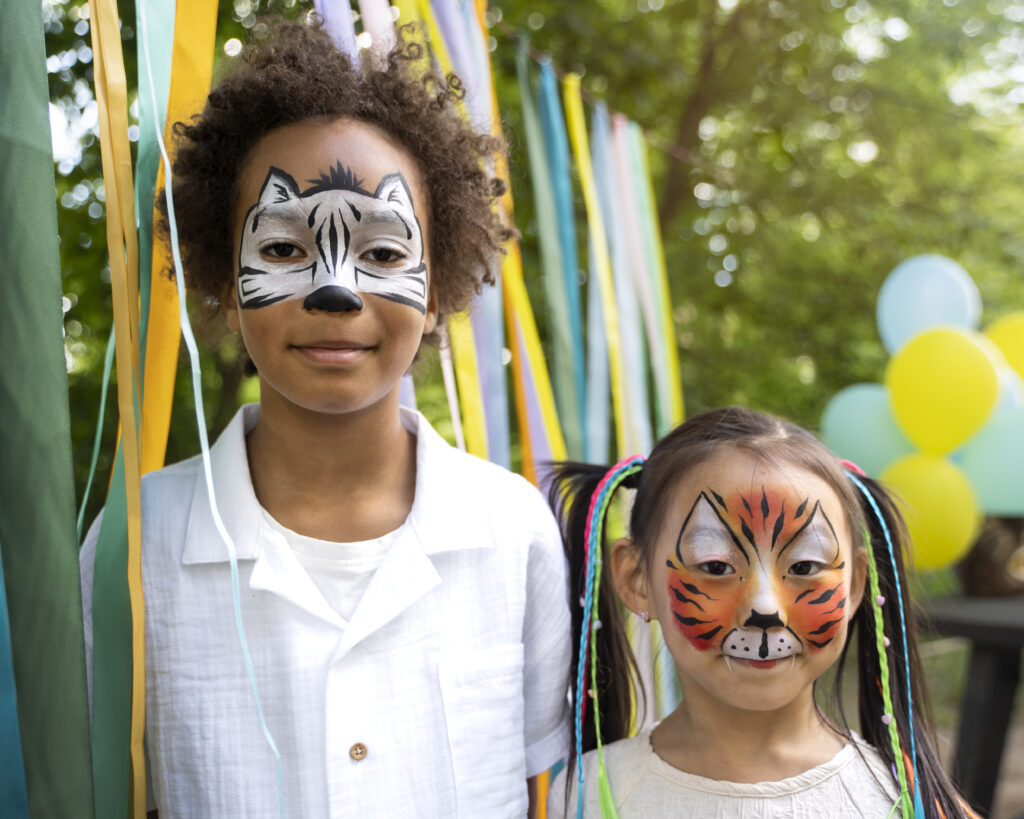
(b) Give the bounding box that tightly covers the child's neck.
[650,682,845,783]
[245,389,417,543]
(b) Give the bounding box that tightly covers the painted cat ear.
[258,167,301,206]
[374,173,415,214]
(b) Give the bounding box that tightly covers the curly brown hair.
[165,17,513,340]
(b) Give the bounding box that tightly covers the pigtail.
[548,456,645,818]
[843,472,971,819]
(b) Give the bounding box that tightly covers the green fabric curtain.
[0,1,95,816]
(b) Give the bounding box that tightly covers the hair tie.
[575,455,644,819]
[838,458,866,476]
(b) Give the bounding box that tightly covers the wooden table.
[922,595,1024,817]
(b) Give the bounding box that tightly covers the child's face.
[620,450,865,714]
[225,118,437,417]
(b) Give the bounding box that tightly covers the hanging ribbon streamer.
[315,0,359,62]
[591,103,652,456]
[132,0,174,364]
[516,40,583,461]
[628,122,684,433]
[78,329,116,539]
[461,0,511,469]
[564,75,629,459]
[0,542,29,817]
[403,0,491,461]
[357,0,397,62]
[537,60,586,456]
[141,0,217,475]
[611,114,663,434]
[467,7,564,480]
[88,0,146,812]
[585,235,611,464]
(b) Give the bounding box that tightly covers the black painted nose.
[744,609,784,630]
[303,286,363,313]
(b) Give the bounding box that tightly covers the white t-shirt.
[80,404,571,818]
[261,509,397,623]
[549,728,900,818]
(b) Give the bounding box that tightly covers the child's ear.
[423,289,438,336]
[849,546,869,614]
[610,537,650,618]
[222,280,240,332]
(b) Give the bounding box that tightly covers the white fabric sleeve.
[522,488,572,778]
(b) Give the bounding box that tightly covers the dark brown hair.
[164,16,513,342]
[550,406,970,817]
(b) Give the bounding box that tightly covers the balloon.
[820,383,915,477]
[876,255,981,354]
[957,404,1024,515]
[880,455,979,571]
[985,311,1024,382]
[885,327,1001,455]
[994,366,1024,414]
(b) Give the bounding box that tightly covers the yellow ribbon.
[637,137,684,426]
[398,0,489,459]
[141,0,217,475]
[562,74,629,457]
[88,0,145,813]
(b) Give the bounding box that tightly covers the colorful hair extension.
[848,471,925,819]
[575,455,644,819]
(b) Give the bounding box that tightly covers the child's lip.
[294,339,371,349]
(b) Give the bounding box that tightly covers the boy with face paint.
[79,21,570,819]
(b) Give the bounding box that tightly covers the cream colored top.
[549,728,900,818]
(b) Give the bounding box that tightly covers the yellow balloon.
[985,311,1024,382]
[885,327,1001,454]
[880,455,979,571]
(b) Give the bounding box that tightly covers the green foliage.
[46,0,1024,526]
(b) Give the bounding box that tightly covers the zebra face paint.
[667,485,848,667]
[236,163,427,314]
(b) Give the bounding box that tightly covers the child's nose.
[746,564,784,626]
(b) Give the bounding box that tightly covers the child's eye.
[790,561,823,577]
[362,246,405,265]
[261,242,304,259]
[699,560,734,576]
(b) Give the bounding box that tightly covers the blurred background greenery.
[43,0,1024,530]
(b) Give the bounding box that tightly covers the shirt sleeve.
[521,487,572,778]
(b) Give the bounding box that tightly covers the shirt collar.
[181,404,490,565]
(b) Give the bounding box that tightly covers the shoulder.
[840,735,900,803]
[413,411,557,535]
[549,733,652,817]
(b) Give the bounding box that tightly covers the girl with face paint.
[547,407,974,819]
[79,18,570,818]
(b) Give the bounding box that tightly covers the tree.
[46,0,1024,525]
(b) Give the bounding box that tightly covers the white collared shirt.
[81,405,570,818]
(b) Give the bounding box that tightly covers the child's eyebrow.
[251,201,307,229]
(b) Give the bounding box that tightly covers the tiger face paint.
[666,484,848,668]
[236,163,428,314]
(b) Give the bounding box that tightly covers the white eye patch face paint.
[237,164,428,314]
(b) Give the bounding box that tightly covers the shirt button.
[349,742,367,761]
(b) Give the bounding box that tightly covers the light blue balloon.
[995,366,1024,414]
[876,254,981,354]
[821,383,916,477]
[958,404,1024,515]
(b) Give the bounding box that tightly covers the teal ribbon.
[516,40,582,459]
[538,61,586,452]
[0,542,28,818]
